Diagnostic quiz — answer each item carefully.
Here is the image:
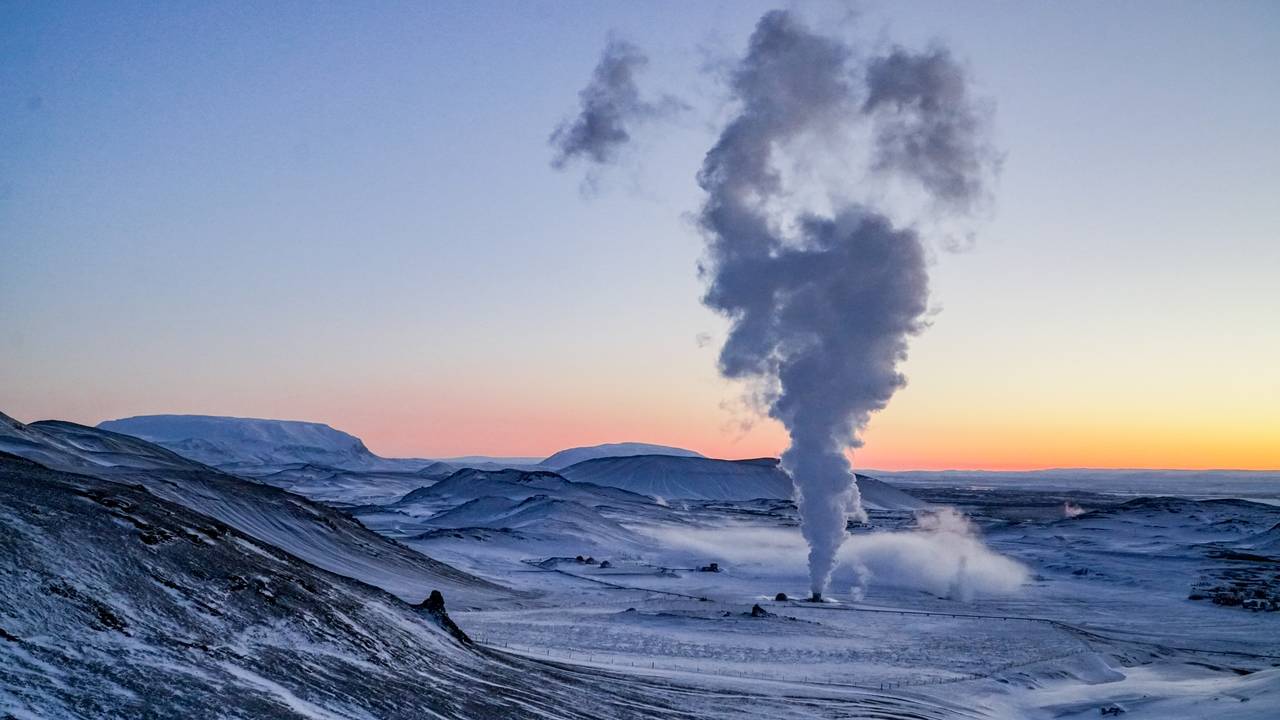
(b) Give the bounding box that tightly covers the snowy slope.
[252,464,454,506]
[424,495,641,546]
[98,413,428,471]
[856,475,928,510]
[1,412,203,472]
[0,415,517,608]
[560,455,788,500]
[353,469,674,566]
[559,454,923,508]
[1,453,828,720]
[542,442,705,470]
[1239,523,1280,557]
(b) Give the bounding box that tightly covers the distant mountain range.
[96,415,710,474]
[91,414,918,505]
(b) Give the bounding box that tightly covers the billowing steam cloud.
[841,509,1027,600]
[550,38,684,169]
[698,11,996,597]
[636,509,1029,601]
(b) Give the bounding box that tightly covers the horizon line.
[9,411,1279,474]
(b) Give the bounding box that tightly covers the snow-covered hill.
[392,467,655,516]
[541,442,704,470]
[0,414,516,608]
[98,414,428,471]
[559,454,923,509]
[423,495,641,547]
[1,412,204,472]
[250,464,454,507]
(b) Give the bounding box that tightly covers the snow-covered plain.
[6,412,1279,718]
[360,463,1280,718]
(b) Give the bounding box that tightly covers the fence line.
[471,635,1090,691]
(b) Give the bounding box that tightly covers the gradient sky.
[2,1,1278,469]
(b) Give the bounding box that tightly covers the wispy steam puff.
[863,47,997,211]
[550,38,683,169]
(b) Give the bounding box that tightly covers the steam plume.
[698,11,995,597]
[863,47,995,211]
[550,38,683,169]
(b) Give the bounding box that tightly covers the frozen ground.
[8,453,975,719]
[7,412,1279,717]
[2,416,1023,718]
[359,468,1280,718]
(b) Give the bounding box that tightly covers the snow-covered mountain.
[98,414,427,472]
[541,442,704,470]
[559,454,923,509]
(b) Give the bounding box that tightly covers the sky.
[2,1,1278,470]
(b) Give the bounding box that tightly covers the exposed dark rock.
[44,580,130,633]
[93,604,129,632]
[414,590,472,646]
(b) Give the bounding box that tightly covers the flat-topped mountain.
[98,414,424,471]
